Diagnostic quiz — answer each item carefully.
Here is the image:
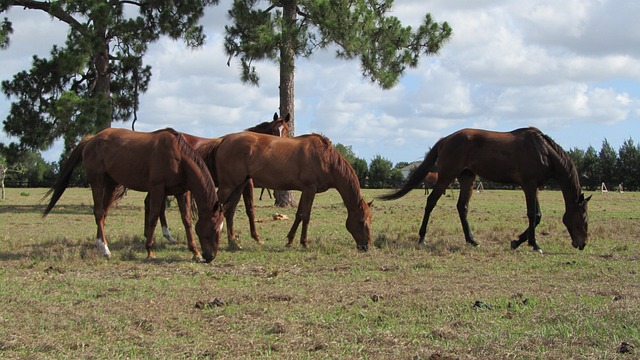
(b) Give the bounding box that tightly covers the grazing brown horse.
[208,132,373,250]
[43,128,243,262]
[152,113,290,248]
[423,171,438,195]
[380,127,590,253]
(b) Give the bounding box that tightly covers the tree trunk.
[0,167,5,200]
[274,0,297,208]
[94,33,112,131]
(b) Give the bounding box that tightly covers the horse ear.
[367,200,374,208]
[285,113,291,123]
[578,194,592,205]
[273,112,279,121]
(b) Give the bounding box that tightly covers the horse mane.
[312,134,362,196]
[529,128,581,197]
[165,128,219,208]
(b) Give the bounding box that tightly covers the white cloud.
[1,0,639,164]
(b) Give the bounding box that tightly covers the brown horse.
[380,127,590,253]
[208,132,373,251]
[423,171,438,195]
[43,128,245,262]
[151,113,290,248]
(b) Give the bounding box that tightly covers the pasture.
[0,187,638,359]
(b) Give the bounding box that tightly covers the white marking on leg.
[95,238,111,258]
[219,222,225,232]
[162,226,177,243]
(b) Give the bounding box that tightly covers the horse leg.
[242,179,263,244]
[286,191,315,248]
[418,185,447,244]
[91,179,118,259]
[221,184,244,251]
[456,172,478,247]
[175,191,203,262]
[144,194,177,243]
[144,190,166,259]
[160,196,178,243]
[511,189,542,253]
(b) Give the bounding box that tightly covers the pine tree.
[1,0,219,154]
[224,0,451,205]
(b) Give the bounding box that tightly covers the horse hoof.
[228,243,242,251]
[510,240,518,250]
[193,256,205,263]
[163,235,178,244]
[533,248,543,254]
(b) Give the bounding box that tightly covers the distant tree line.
[1,138,638,191]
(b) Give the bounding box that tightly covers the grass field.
[0,187,638,359]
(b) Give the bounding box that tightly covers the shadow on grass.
[0,235,196,264]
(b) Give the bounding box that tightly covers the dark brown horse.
[208,132,373,251]
[43,128,244,262]
[152,113,290,249]
[380,127,590,253]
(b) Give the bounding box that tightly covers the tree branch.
[9,0,83,29]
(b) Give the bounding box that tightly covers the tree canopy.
[1,0,219,154]
[224,0,452,135]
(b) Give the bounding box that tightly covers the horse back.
[82,128,186,192]
[216,132,329,190]
[439,128,553,185]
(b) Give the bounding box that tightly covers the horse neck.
[183,159,216,215]
[330,161,363,215]
[547,146,582,207]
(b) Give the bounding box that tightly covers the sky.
[1,0,639,165]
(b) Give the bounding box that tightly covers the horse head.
[272,112,291,138]
[194,202,225,262]
[562,193,591,250]
[346,199,373,251]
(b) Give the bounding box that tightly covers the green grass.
[0,187,638,359]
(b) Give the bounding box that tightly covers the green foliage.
[225,0,451,88]
[0,16,12,49]
[1,0,219,152]
[368,154,394,188]
[615,138,639,190]
[569,139,640,191]
[598,139,617,186]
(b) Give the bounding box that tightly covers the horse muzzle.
[571,238,586,250]
[357,244,369,252]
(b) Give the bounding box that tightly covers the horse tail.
[379,140,441,201]
[42,136,92,217]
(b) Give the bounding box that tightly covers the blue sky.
[1,0,639,165]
